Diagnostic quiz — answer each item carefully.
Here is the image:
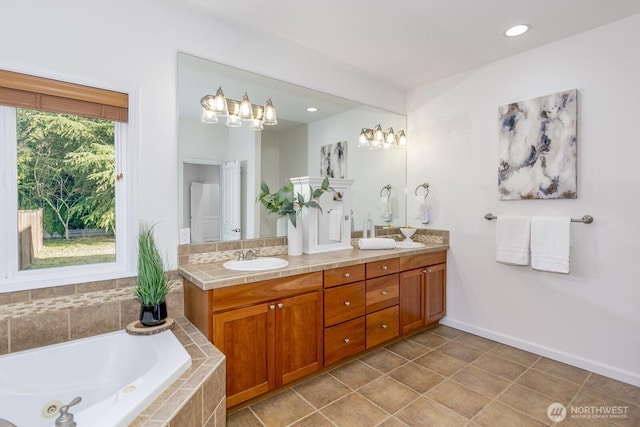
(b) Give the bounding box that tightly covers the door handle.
[232,228,241,232]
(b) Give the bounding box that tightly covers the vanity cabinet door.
[425,263,447,324]
[399,268,425,334]
[276,291,323,387]
[212,303,275,408]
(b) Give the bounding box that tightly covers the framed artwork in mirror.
[320,141,347,179]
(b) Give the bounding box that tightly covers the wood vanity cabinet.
[184,272,323,408]
[399,251,447,334]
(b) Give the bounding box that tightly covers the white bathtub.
[0,329,191,427]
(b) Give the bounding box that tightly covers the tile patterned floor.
[226,325,640,427]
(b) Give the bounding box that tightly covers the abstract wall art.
[498,90,577,200]
[320,141,347,179]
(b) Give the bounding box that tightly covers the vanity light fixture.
[200,86,277,130]
[358,124,407,150]
[504,24,530,37]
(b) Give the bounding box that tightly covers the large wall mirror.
[177,52,407,242]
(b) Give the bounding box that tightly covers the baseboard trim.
[439,317,640,388]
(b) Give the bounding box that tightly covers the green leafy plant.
[257,177,333,227]
[134,222,171,306]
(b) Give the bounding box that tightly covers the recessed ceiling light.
[505,24,530,37]
[306,107,318,112]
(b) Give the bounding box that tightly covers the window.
[0,69,133,290]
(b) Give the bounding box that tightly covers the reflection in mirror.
[177,52,407,242]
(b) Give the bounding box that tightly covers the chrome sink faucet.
[237,249,257,261]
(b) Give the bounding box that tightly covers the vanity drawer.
[366,258,399,279]
[324,317,366,366]
[366,305,399,349]
[324,282,366,327]
[366,274,399,313]
[324,264,366,288]
[399,251,447,271]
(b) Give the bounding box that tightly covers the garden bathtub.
[0,329,191,427]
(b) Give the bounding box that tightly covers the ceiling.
[183,0,640,90]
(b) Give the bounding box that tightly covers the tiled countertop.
[180,243,449,291]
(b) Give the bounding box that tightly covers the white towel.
[358,237,396,250]
[328,209,342,242]
[414,196,425,220]
[378,196,392,221]
[496,216,531,266]
[531,216,571,274]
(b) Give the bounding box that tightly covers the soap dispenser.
[362,214,375,238]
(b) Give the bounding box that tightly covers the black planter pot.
[139,301,168,327]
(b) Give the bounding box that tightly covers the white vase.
[276,216,288,237]
[287,217,303,256]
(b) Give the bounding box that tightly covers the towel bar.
[484,213,593,224]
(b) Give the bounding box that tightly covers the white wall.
[0,0,404,274]
[407,14,640,386]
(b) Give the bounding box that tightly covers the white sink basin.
[223,257,289,271]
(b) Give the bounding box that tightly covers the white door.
[221,161,241,240]
[190,182,220,243]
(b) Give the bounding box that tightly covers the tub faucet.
[55,396,82,427]
[0,418,17,427]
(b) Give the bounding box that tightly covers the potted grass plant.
[135,222,171,326]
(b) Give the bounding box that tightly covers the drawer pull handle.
[381,265,388,270]
[344,338,350,344]
[277,303,284,309]
[381,324,388,329]
[344,272,350,278]
[269,305,275,311]
[344,301,351,307]
[381,291,388,296]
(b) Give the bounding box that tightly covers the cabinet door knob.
[381,265,388,270]
[344,338,350,344]
[381,291,388,296]
[381,324,388,329]
[277,303,284,309]
[269,304,275,311]
[344,301,351,307]
[344,272,350,278]
[422,269,428,274]
[427,269,432,274]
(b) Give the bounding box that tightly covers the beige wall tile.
[169,388,202,427]
[10,311,69,352]
[69,301,120,340]
[75,279,117,294]
[30,285,75,300]
[202,364,226,422]
[120,297,141,327]
[0,290,30,305]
